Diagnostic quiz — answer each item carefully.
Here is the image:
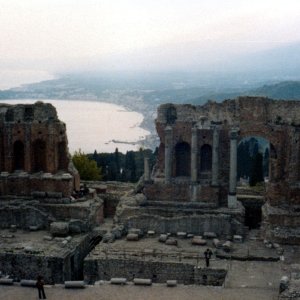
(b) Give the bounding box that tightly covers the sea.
[0,99,150,154]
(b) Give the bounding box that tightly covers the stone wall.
[0,234,92,283]
[0,252,65,283]
[123,212,245,237]
[84,257,227,286]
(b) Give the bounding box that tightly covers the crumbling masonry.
[119,97,300,244]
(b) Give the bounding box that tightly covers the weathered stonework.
[0,102,80,196]
[0,102,105,283]
[133,97,300,243]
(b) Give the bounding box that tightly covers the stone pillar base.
[191,184,198,202]
[228,194,237,209]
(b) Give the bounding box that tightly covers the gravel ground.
[0,282,278,300]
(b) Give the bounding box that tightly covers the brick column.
[191,127,198,182]
[228,129,238,208]
[211,126,219,186]
[164,126,173,184]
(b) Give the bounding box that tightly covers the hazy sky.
[1,0,300,73]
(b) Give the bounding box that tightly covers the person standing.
[204,248,213,267]
[36,275,47,299]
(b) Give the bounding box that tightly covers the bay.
[0,99,150,154]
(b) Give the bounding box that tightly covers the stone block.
[103,233,115,243]
[0,278,13,285]
[110,278,127,285]
[233,235,243,243]
[177,232,187,239]
[143,249,154,255]
[128,228,143,237]
[166,280,177,287]
[43,235,53,241]
[1,234,14,238]
[65,236,72,242]
[24,246,34,253]
[50,222,69,236]
[61,240,68,246]
[203,232,217,239]
[192,236,207,246]
[9,225,17,232]
[133,278,152,286]
[223,241,232,252]
[20,279,36,287]
[69,219,86,234]
[126,233,139,241]
[159,234,168,243]
[213,238,222,248]
[65,281,85,288]
[147,230,155,237]
[29,225,39,231]
[165,238,177,246]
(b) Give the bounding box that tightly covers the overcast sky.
[1,0,300,74]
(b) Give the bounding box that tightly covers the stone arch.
[57,141,68,170]
[174,142,191,176]
[200,144,212,172]
[32,139,47,172]
[13,140,25,170]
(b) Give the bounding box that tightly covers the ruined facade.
[0,102,104,282]
[0,102,79,197]
[139,97,300,243]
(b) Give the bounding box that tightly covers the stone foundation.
[84,257,227,286]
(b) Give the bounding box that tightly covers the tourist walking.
[36,275,47,299]
[204,248,213,267]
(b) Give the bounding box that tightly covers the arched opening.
[237,136,269,230]
[32,139,46,172]
[200,144,212,172]
[58,141,68,170]
[175,142,191,177]
[13,140,25,170]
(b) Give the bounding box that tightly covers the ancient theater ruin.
[131,96,300,244]
[84,97,300,290]
[1,98,300,297]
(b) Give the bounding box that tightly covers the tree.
[114,148,121,180]
[72,149,102,181]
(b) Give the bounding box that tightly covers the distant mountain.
[248,81,300,100]
[188,81,300,104]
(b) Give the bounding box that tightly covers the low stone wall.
[0,204,49,229]
[262,203,300,244]
[0,173,74,197]
[144,182,220,204]
[84,257,227,286]
[0,234,92,283]
[125,214,244,236]
[0,252,65,283]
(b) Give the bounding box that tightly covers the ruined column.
[164,126,173,184]
[144,156,150,182]
[191,126,198,182]
[228,129,238,208]
[24,125,31,172]
[211,126,219,186]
